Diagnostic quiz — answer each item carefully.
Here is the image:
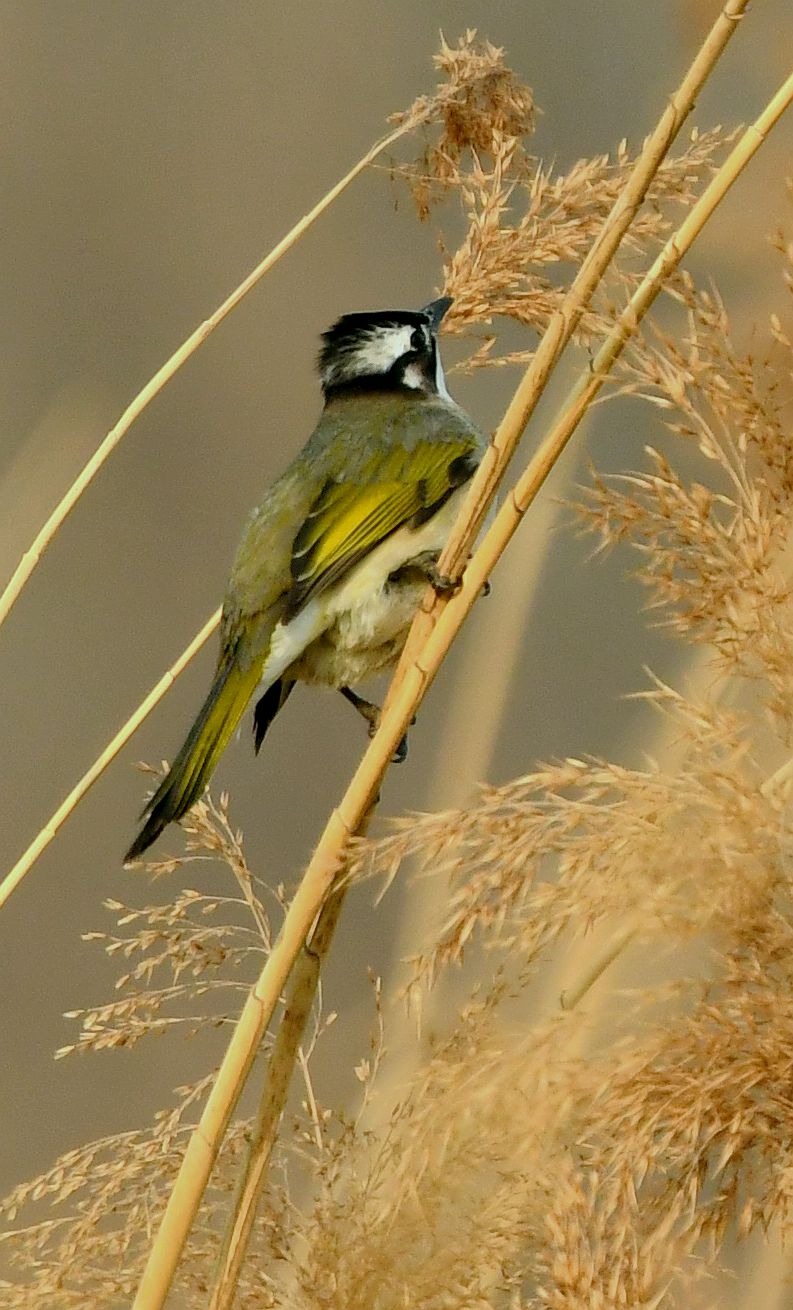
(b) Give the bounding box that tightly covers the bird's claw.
[426,561,491,599]
[427,563,462,596]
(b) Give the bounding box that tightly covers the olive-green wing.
[285,440,477,617]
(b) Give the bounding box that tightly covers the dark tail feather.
[124,656,261,863]
[252,678,294,754]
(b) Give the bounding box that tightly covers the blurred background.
[1,1,791,1302]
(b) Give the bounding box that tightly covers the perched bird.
[124,296,485,861]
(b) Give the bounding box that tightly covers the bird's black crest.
[317,298,453,400]
[317,310,428,379]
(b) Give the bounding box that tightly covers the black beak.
[421,296,453,331]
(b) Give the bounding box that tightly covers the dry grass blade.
[0,116,433,633]
[0,606,221,912]
[0,31,535,634]
[132,39,787,1310]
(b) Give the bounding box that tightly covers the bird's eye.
[410,327,427,352]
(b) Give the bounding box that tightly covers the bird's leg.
[339,685,379,733]
[339,686,411,763]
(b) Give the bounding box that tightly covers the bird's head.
[318,296,454,402]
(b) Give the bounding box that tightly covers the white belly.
[260,484,468,689]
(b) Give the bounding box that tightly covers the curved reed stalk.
[0,111,438,634]
[0,607,221,912]
[131,56,792,1310]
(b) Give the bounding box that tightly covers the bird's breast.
[293,573,425,688]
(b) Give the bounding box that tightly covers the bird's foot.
[423,559,491,599]
[339,686,413,762]
[425,563,462,596]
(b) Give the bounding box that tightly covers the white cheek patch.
[401,362,425,390]
[344,325,414,381]
[321,320,453,398]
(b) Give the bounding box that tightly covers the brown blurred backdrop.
[1,2,791,1301]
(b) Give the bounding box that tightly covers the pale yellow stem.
[560,923,640,1013]
[132,51,791,1310]
[0,608,221,911]
[0,116,426,631]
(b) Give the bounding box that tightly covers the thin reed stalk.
[0,115,433,633]
[131,51,790,1310]
[0,607,221,911]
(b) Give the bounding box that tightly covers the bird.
[124,295,486,862]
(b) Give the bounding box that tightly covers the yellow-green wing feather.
[286,440,477,615]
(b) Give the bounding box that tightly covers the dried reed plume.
[5,12,793,1309]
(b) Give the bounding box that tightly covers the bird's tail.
[124,655,262,863]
